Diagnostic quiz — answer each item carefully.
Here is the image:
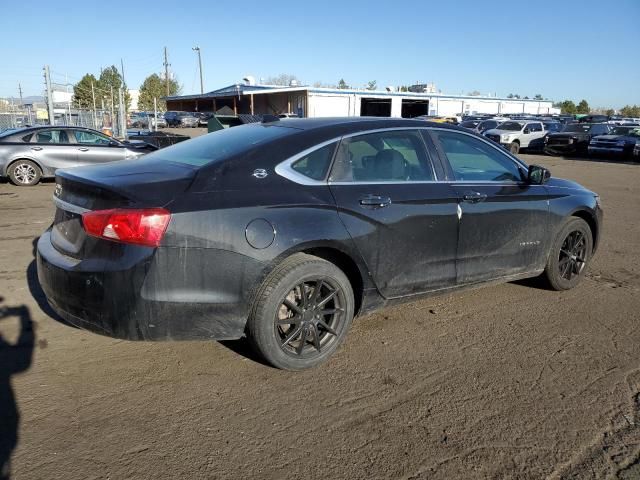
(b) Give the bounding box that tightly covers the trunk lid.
[51,158,197,258]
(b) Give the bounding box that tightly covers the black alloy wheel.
[276,279,345,357]
[543,217,593,290]
[558,230,588,281]
[247,253,354,370]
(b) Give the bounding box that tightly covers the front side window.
[33,129,70,144]
[291,142,336,180]
[329,130,434,182]
[74,130,112,145]
[432,130,523,182]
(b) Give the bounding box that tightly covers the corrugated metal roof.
[165,84,277,101]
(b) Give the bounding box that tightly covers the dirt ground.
[1,151,639,480]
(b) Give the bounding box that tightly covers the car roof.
[269,116,456,131]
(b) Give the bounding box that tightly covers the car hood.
[548,132,590,139]
[546,176,593,194]
[484,128,522,135]
[591,134,638,142]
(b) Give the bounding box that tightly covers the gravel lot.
[1,150,639,479]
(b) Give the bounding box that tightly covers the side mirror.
[528,164,551,185]
[523,128,531,134]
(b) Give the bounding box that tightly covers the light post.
[192,46,204,95]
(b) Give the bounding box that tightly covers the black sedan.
[37,118,602,370]
[544,123,611,156]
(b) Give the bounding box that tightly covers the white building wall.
[305,90,555,118]
[308,93,352,117]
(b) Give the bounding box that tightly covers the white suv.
[483,121,546,154]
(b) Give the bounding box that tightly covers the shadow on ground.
[0,297,34,480]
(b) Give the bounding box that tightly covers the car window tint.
[434,131,523,182]
[74,130,111,145]
[34,129,70,144]
[291,142,336,180]
[329,130,434,182]
[143,123,294,167]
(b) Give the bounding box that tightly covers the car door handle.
[30,146,42,151]
[78,147,89,152]
[359,195,392,208]
[462,191,488,203]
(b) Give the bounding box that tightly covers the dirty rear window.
[143,124,295,167]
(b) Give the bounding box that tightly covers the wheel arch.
[264,241,373,317]
[5,156,45,177]
[570,209,599,253]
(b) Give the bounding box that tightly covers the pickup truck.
[483,121,546,154]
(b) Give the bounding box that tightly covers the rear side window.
[432,130,523,182]
[291,142,336,180]
[329,130,434,182]
[143,124,294,167]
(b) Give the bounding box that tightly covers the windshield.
[0,128,24,138]
[498,122,523,131]
[141,123,295,167]
[610,127,633,135]
[562,124,591,133]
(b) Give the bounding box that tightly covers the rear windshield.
[142,124,295,167]
[0,128,25,138]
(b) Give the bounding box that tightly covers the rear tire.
[508,142,520,155]
[247,253,355,370]
[8,160,42,186]
[543,218,593,291]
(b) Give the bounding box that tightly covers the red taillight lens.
[82,208,171,247]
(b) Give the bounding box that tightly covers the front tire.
[8,160,42,186]
[247,253,355,370]
[543,218,593,290]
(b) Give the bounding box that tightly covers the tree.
[366,80,377,91]
[558,100,577,114]
[98,65,131,111]
[620,105,640,117]
[534,94,543,100]
[507,94,514,99]
[337,78,349,89]
[265,74,299,86]
[468,90,481,96]
[524,96,530,99]
[576,99,590,114]
[605,108,615,116]
[138,73,180,111]
[73,73,98,108]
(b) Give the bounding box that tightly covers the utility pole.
[163,47,170,97]
[118,88,127,140]
[192,46,204,94]
[44,65,54,126]
[153,97,158,132]
[110,86,115,135]
[120,58,126,86]
[91,81,97,129]
[18,83,23,106]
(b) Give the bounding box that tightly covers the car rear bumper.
[37,230,261,341]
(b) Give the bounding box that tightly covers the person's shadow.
[0,297,35,480]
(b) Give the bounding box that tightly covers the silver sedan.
[0,126,157,186]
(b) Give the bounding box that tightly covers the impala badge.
[252,169,268,179]
[54,184,62,197]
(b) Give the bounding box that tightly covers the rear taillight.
[82,208,171,247]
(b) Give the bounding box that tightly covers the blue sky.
[1,0,639,107]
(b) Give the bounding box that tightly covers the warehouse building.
[165,79,558,118]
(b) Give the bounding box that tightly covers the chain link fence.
[0,107,125,137]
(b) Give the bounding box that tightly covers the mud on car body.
[38,117,603,370]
